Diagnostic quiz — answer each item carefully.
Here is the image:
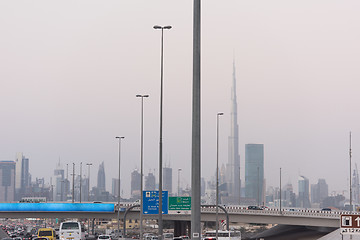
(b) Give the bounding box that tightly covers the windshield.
[98,236,110,239]
[39,231,53,236]
[61,223,79,230]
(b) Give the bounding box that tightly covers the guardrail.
[120,202,358,219]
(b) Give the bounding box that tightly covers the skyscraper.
[245,144,264,205]
[97,162,106,192]
[54,161,65,201]
[163,167,172,195]
[0,161,16,202]
[226,60,241,204]
[15,152,30,200]
[352,166,360,204]
[131,169,141,199]
[298,175,311,208]
[145,172,155,190]
[112,178,119,198]
[311,178,328,204]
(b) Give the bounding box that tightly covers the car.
[247,205,263,210]
[97,235,112,240]
[321,208,331,211]
[173,236,189,240]
[22,235,33,240]
[37,228,56,240]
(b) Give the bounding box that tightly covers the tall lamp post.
[116,136,125,239]
[72,163,75,203]
[191,1,201,239]
[216,112,223,240]
[86,163,92,234]
[86,163,92,201]
[80,162,82,203]
[178,168,182,196]
[280,168,282,212]
[350,132,352,211]
[153,24,172,240]
[136,94,149,240]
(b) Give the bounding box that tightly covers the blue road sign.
[143,191,168,214]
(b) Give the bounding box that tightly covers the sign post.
[341,214,360,234]
[143,191,168,214]
[168,197,191,214]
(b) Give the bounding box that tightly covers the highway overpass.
[0,203,347,228]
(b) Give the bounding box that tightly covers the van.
[38,228,56,240]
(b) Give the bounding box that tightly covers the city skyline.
[1,1,360,199]
[0,155,353,212]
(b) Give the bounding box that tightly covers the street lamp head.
[116,136,125,139]
[153,25,162,29]
[163,26,172,29]
[217,112,224,116]
[136,94,150,98]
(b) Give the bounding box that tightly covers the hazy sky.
[1,1,360,199]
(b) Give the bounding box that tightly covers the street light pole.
[350,132,352,211]
[80,162,82,203]
[72,163,75,203]
[280,167,282,213]
[178,168,182,196]
[136,94,149,240]
[257,166,260,206]
[86,163,92,201]
[216,112,223,240]
[191,1,201,239]
[153,25,172,240]
[116,136,125,239]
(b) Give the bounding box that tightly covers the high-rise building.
[201,177,206,197]
[97,162,106,192]
[145,172,155,190]
[15,153,30,200]
[298,176,311,208]
[311,179,329,204]
[131,169,141,199]
[54,161,65,201]
[226,61,241,204]
[163,167,172,195]
[112,178,119,198]
[352,166,360,204]
[0,161,16,202]
[245,144,264,205]
[283,183,296,207]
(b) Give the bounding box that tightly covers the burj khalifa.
[226,60,241,204]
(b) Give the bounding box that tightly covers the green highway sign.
[168,197,191,214]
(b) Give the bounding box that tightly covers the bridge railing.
[121,202,360,219]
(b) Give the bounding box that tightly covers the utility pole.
[80,162,82,203]
[72,163,75,203]
[350,131,352,211]
[191,1,201,240]
[280,168,282,212]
